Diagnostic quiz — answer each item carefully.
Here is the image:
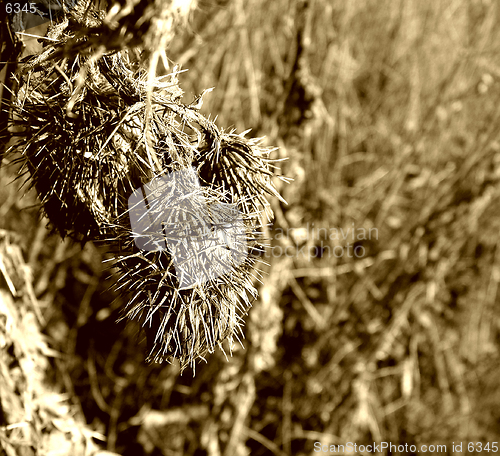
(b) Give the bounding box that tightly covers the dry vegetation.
[1,0,500,455]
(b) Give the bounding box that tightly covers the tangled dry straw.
[0,231,103,455]
[3,0,287,371]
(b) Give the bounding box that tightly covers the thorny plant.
[1,0,288,371]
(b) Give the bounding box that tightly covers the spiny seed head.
[7,50,185,240]
[106,167,265,370]
[4,28,286,371]
[196,132,287,221]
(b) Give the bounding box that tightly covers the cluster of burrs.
[3,7,287,370]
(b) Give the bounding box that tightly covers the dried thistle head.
[3,7,287,372]
[6,47,184,240]
[107,164,267,370]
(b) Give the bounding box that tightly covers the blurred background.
[2,0,500,455]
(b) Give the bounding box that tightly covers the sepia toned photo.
[1,1,499,455]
